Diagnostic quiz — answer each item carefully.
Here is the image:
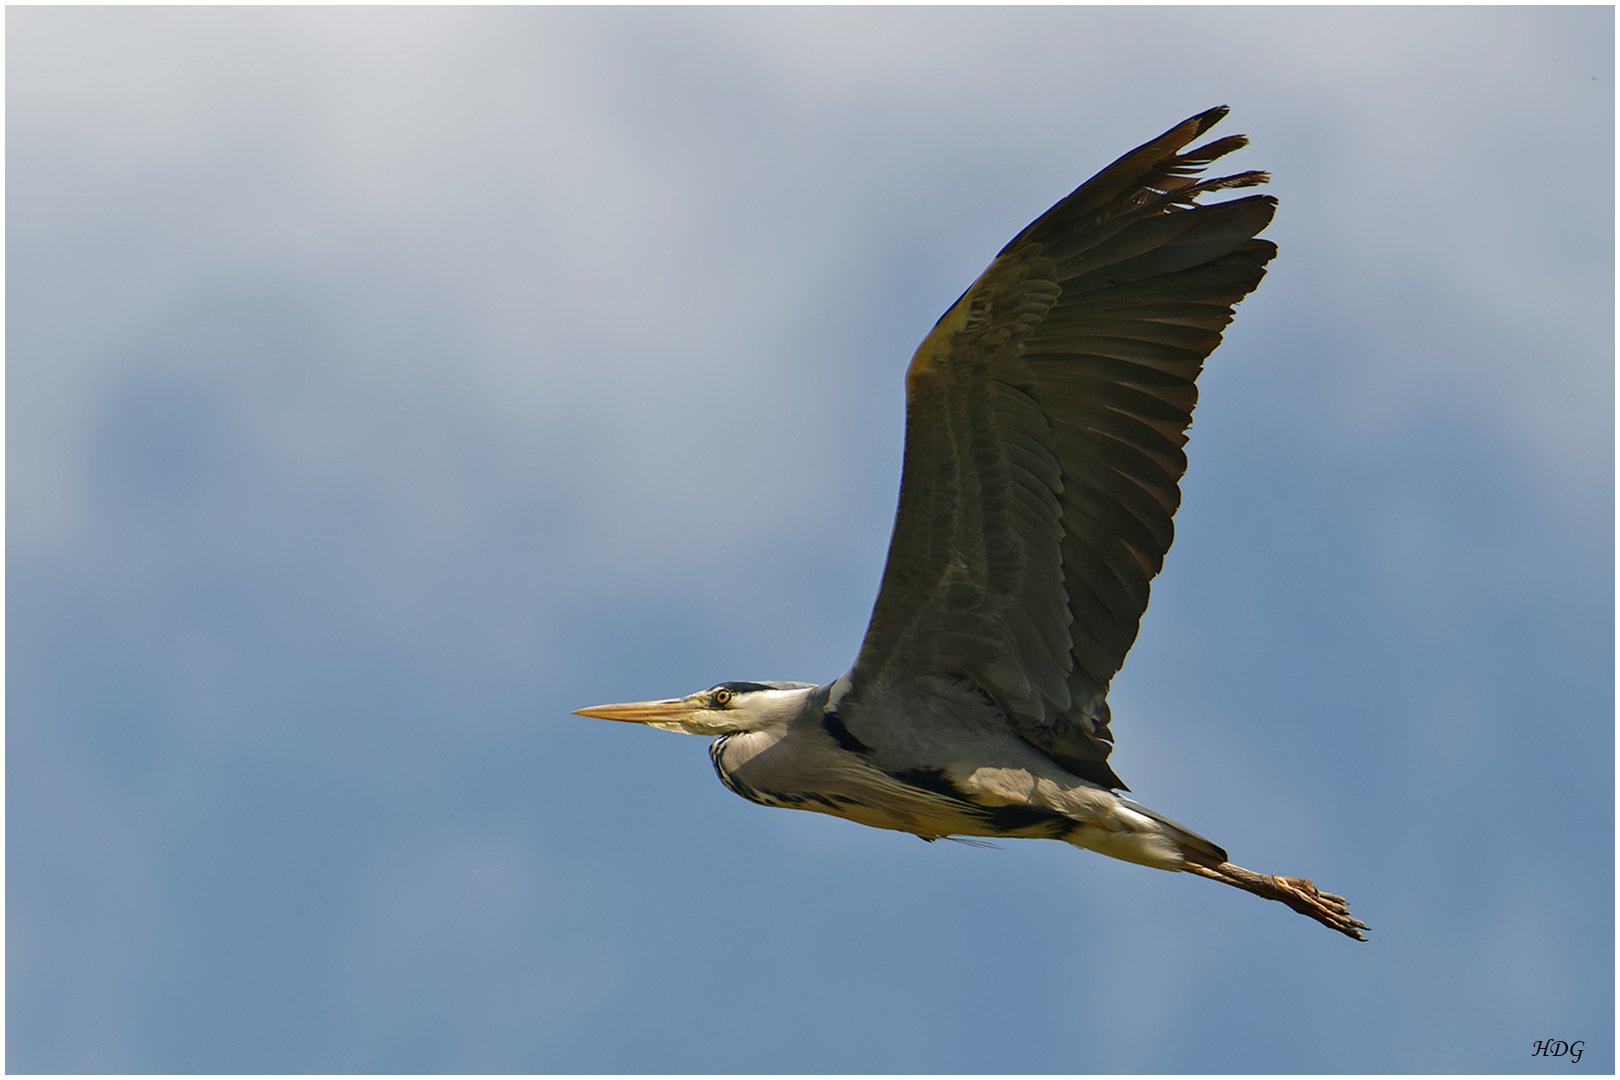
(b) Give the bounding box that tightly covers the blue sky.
[8,6,1613,1073]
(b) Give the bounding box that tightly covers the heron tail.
[1115,795,1229,866]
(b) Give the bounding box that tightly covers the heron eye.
[713,688,732,706]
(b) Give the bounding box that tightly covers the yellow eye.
[713,688,733,706]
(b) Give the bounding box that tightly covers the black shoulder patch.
[821,711,873,754]
[978,802,1070,833]
[890,767,968,800]
[892,767,1068,834]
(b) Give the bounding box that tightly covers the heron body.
[577,108,1366,940]
[701,679,1224,872]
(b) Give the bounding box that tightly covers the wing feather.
[843,107,1275,790]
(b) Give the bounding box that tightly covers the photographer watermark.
[1531,1039,1584,1063]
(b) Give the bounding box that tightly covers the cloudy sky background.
[8,6,1613,1073]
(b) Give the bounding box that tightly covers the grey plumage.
[576,108,1366,940]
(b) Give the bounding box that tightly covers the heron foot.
[1185,861,1367,940]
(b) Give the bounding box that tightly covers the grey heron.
[577,107,1365,940]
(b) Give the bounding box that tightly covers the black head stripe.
[715,681,816,694]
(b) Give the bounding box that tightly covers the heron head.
[573,681,816,736]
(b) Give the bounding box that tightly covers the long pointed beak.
[572,696,697,726]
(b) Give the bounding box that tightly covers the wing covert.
[845,107,1276,789]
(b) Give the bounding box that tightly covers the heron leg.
[1184,861,1368,941]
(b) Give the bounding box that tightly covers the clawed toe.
[1188,862,1368,940]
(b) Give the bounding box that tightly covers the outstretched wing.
[843,107,1276,789]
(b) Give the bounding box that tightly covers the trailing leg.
[1183,860,1367,940]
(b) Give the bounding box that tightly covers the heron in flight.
[577,107,1365,940]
